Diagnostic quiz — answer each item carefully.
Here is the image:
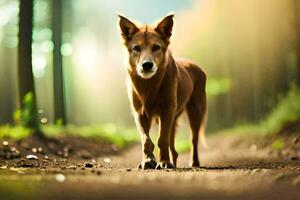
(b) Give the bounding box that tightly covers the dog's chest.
[130,87,164,116]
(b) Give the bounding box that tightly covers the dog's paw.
[155,161,175,169]
[189,160,200,168]
[137,159,157,170]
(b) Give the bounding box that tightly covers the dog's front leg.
[156,109,175,169]
[134,113,156,169]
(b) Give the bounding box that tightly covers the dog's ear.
[118,15,138,41]
[155,14,174,39]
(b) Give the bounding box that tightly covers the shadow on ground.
[1,133,300,200]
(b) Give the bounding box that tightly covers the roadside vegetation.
[260,85,300,134]
[1,85,299,153]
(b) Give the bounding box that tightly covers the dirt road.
[1,134,300,200]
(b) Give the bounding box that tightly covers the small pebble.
[26,154,38,160]
[104,158,111,163]
[37,147,43,153]
[32,148,37,153]
[85,163,93,168]
[2,141,8,146]
[55,174,65,182]
[10,147,16,152]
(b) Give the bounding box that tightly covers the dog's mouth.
[137,69,157,79]
[137,64,157,79]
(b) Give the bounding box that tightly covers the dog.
[119,14,207,169]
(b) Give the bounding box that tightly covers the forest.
[0,0,299,200]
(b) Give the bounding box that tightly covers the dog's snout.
[142,62,153,71]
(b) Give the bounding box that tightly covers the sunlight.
[32,54,47,78]
[0,1,18,27]
[72,29,102,75]
[40,40,54,53]
[0,1,299,199]
[61,43,73,56]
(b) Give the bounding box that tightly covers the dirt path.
[1,134,300,200]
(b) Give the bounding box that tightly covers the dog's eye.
[133,45,141,52]
[152,45,161,51]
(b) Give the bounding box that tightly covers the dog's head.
[119,14,174,79]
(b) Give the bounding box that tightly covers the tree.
[17,0,40,132]
[52,0,66,125]
[294,0,300,87]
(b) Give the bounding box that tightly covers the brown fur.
[119,14,207,169]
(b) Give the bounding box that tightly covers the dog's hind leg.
[169,117,179,167]
[186,81,207,167]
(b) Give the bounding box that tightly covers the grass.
[43,124,140,148]
[175,139,191,153]
[0,123,194,152]
[0,126,31,140]
[260,85,300,134]
[219,85,300,136]
[212,124,263,136]
[0,124,139,148]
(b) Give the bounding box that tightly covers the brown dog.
[119,14,207,169]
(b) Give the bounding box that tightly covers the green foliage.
[21,92,39,129]
[175,139,191,153]
[260,85,300,134]
[43,124,140,148]
[206,77,231,97]
[13,109,21,125]
[55,118,63,127]
[44,124,194,152]
[14,92,40,132]
[0,126,31,140]
[215,124,262,136]
[0,123,194,151]
[0,124,139,148]
[272,139,284,150]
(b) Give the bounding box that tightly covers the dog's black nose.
[142,62,153,71]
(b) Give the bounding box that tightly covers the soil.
[0,135,120,169]
[0,133,300,200]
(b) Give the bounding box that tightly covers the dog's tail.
[200,94,208,149]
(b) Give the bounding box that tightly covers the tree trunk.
[295,0,300,87]
[52,0,66,125]
[18,0,35,106]
[18,0,40,132]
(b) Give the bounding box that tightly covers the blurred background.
[0,0,299,133]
